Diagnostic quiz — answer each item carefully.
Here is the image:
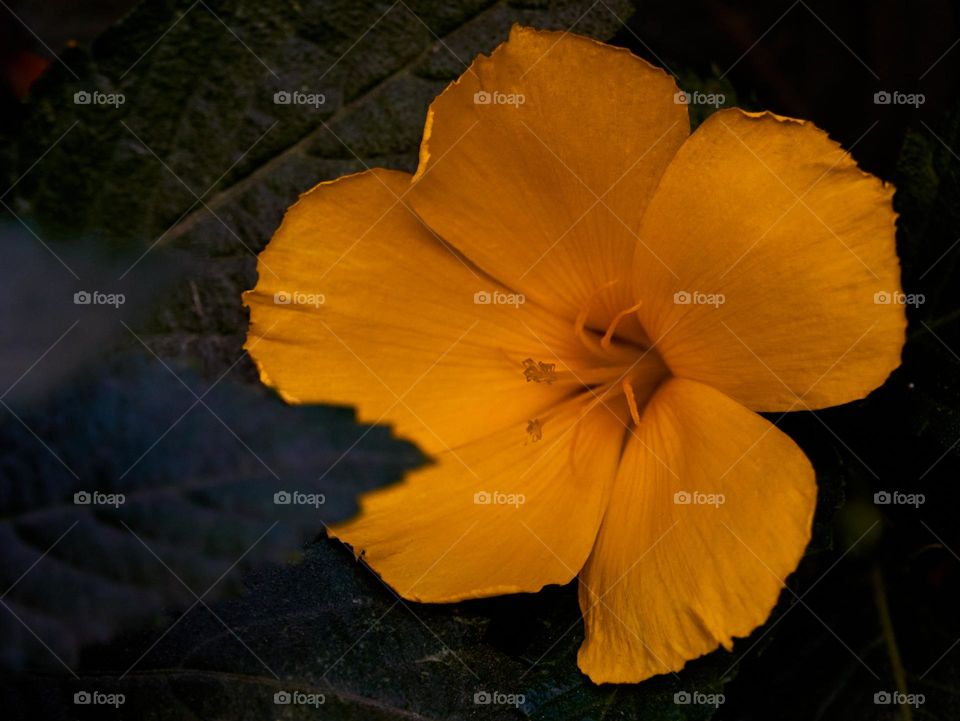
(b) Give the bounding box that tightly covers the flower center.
[572,287,670,427]
[515,285,670,443]
[616,355,669,424]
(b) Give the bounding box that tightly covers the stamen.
[526,418,543,442]
[522,358,557,384]
[601,301,643,351]
[574,278,623,357]
[622,378,642,425]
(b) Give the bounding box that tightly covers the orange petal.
[408,25,688,327]
[331,393,629,602]
[633,109,905,411]
[577,377,815,683]
[244,168,593,454]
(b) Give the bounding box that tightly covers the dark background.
[1,1,959,719]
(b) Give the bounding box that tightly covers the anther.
[526,418,543,442]
[522,358,557,384]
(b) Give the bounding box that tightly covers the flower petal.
[331,393,629,602]
[577,377,815,683]
[633,109,905,411]
[408,25,688,325]
[244,168,592,454]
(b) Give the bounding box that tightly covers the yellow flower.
[244,26,905,683]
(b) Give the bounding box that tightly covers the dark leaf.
[0,357,422,669]
[21,539,730,720]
